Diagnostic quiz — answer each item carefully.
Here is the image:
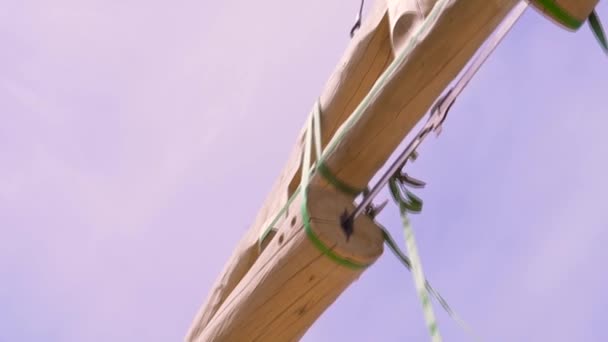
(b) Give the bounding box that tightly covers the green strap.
[259,100,370,269]
[257,100,367,269]
[382,227,479,339]
[316,161,365,196]
[588,10,608,54]
[402,213,442,342]
[391,180,424,213]
[532,3,607,54]
[300,109,369,269]
[312,100,365,196]
[318,0,451,162]
[258,100,364,247]
[534,0,584,30]
[302,201,368,269]
[258,185,301,245]
[259,0,453,246]
[258,101,323,247]
[312,100,323,162]
[387,177,482,341]
[389,178,442,342]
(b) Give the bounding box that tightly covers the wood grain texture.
[186,1,399,335]
[186,0,519,340]
[190,186,384,342]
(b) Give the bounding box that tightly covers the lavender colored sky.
[1,1,607,341]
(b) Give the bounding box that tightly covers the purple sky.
[2,1,607,341]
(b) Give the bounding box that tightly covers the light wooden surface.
[316,0,518,193]
[186,0,519,340]
[185,1,398,335]
[189,186,384,342]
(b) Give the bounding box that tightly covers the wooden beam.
[316,0,519,192]
[186,0,519,340]
[189,186,384,341]
[186,3,394,336]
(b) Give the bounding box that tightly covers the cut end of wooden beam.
[188,185,384,342]
[306,186,385,266]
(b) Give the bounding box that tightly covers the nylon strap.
[389,179,442,341]
[313,0,452,197]
[250,0,594,340]
[318,0,451,163]
[532,2,607,53]
[312,100,323,161]
[258,101,370,268]
[316,162,365,196]
[258,101,320,246]
[534,0,584,30]
[314,101,365,196]
[377,4,530,336]
[300,106,369,269]
[258,185,300,244]
[378,4,530,337]
[403,212,441,341]
[382,213,482,340]
[258,0,521,271]
[589,10,608,54]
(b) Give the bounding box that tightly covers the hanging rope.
[345,3,529,340]
[389,175,441,342]
[385,173,483,341]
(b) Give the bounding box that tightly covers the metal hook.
[392,178,423,214]
[350,0,365,37]
[364,199,388,219]
[397,173,426,188]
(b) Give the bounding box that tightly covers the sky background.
[1,1,608,341]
